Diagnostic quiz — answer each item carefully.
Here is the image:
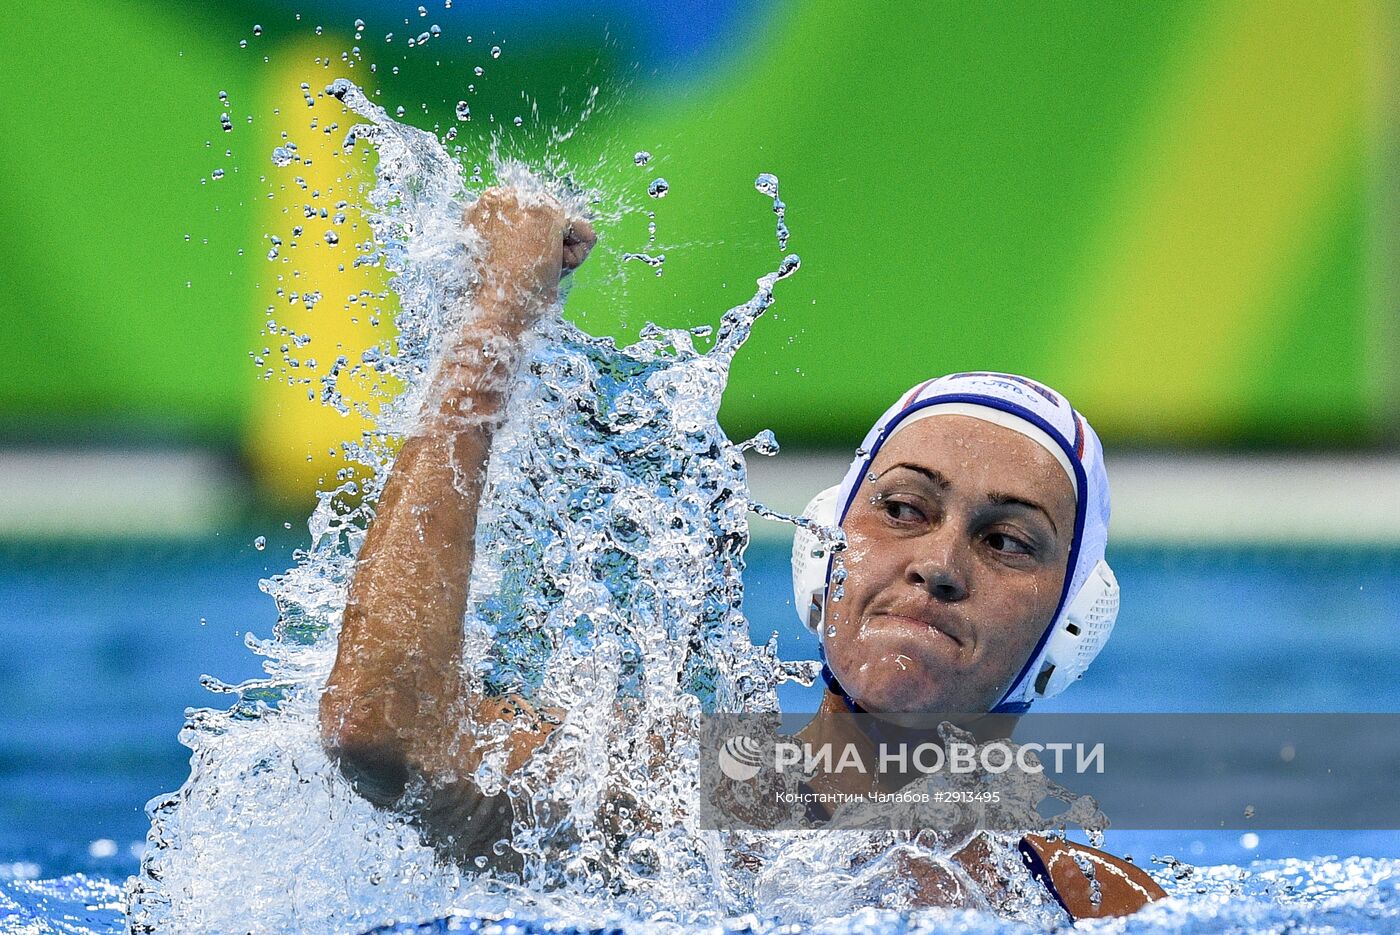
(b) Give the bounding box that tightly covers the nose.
[905,536,970,603]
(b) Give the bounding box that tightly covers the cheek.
[822,541,887,624]
[975,568,1064,654]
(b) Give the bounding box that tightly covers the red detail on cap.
[900,378,938,411]
[1075,414,1086,459]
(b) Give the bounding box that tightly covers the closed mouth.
[872,611,965,647]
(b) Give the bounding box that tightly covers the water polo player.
[319,188,1164,920]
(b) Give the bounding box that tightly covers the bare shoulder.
[1017,834,1167,920]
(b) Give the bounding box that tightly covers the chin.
[840,668,945,714]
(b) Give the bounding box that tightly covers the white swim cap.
[793,371,1116,714]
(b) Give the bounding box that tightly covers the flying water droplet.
[455,101,470,120]
[634,151,651,166]
[738,429,780,456]
[755,173,789,249]
[253,536,266,551]
[647,177,669,198]
[622,252,665,276]
[513,115,523,127]
[490,45,501,58]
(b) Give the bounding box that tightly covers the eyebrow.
[879,464,1059,536]
[879,463,951,490]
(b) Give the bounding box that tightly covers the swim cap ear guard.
[790,485,841,632]
[789,372,1119,713]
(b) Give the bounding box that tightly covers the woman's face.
[821,414,1076,714]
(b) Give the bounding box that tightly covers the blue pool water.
[2,532,1398,930]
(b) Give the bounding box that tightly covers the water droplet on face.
[455,101,470,120]
[647,178,669,198]
[491,45,501,58]
[634,151,651,166]
[253,536,266,551]
[825,624,837,638]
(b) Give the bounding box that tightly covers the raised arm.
[319,188,594,859]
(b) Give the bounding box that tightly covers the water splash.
[125,76,817,933]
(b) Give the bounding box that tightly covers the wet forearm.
[322,295,537,760]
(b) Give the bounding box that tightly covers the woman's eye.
[880,499,924,524]
[986,531,1033,556]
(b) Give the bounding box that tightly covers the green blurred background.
[0,0,1395,510]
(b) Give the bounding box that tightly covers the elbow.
[319,688,411,808]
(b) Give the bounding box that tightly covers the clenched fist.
[464,188,596,337]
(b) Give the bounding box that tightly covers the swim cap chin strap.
[789,373,1118,714]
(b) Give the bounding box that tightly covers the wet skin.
[820,414,1077,714]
